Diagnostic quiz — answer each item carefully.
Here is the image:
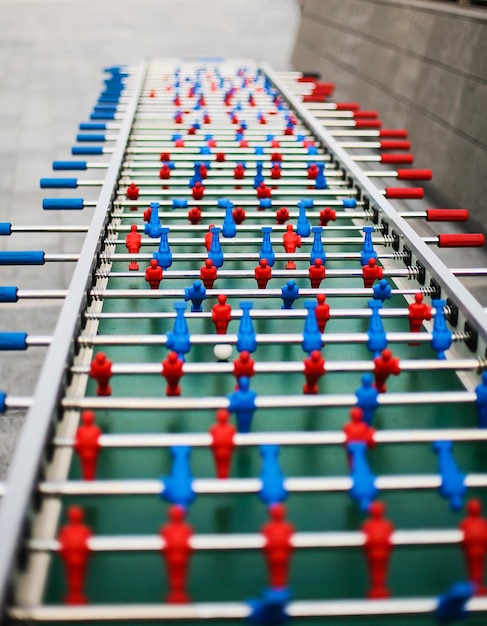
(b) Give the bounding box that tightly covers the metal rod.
[33,472,487,496]
[62,390,475,412]
[51,427,487,450]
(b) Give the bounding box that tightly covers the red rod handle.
[355,119,382,129]
[380,129,408,138]
[396,169,432,181]
[312,82,335,95]
[438,234,485,248]
[426,209,469,222]
[381,154,414,164]
[379,140,411,151]
[385,187,424,199]
[354,110,379,119]
[297,77,317,83]
[335,102,360,111]
[303,95,325,103]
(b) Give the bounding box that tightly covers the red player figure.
[204,224,215,252]
[149,90,156,98]
[282,224,301,253]
[307,164,319,180]
[315,293,331,333]
[270,140,280,148]
[309,258,326,288]
[212,294,232,334]
[275,208,290,224]
[256,183,271,199]
[200,259,218,288]
[162,352,185,396]
[270,164,281,179]
[239,139,249,148]
[145,259,163,289]
[192,181,205,200]
[255,258,272,289]
[460,499,487,595]
[187,125,197,136]
[209,409,236,479]
[362,501,394,599]
[187,207,202,225]
[234,164,246,179]
[174,111,183,124]
[160,152,171,162]
[126,182,139,200]
[215,152,226,162]
[160,505,193,604]
[159,164,171,180]
[198,164,208,179]
[58,506,92,605]
[233,350,255,380]
[303,350,326,394]
[262,503,295,589]
[270,152,282,163]
[232,207,246,224]
[174,139,185,147]
[362,258,383,288]
[343,407,376,449]
[408,293,432,345]
[125,224,142,270]
[143,205,152,222]
[89,352,113,396]
[319,207,337,226]
[203,112,211,124]
[373,349,401,393]
[74,411,101,480]
[259,115,267,125]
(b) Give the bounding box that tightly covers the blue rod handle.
[43,198,84,210]
[52,161,87,171]
[0,251,44,265]
[72,146,104,155]
[90,112,115,120]
[0,223,12,235]
[0,332,27,350]
[79,123,106,131]
[93,105,117,112]
[0,391,6,413]
[0,287,19,302]
[98,95,121,103]
[40,178,78,189]
[76,133,106,142]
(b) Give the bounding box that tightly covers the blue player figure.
[367,300,387,356]
[475,371,487,428]
[281,280,299,309]
[310,226,326,265]
[184,280,206,312]
[361,226,377,266]
[315,163,327,189]
[153,227,172,269]
[431,299,452,360]
[355,373,379,425]
[166,303,191,360]
[208,226,224,268]
[373,279,392,302]
[260,227,275,267]
[144,202,163,238]
[302,301,323,354]
[296,200,311,237]
[237,302,257,353]
[222,201,236,238]
[228,376,257,433]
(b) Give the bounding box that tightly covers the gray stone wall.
[292,0,487,229]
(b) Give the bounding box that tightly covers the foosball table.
[1,58,487,625]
